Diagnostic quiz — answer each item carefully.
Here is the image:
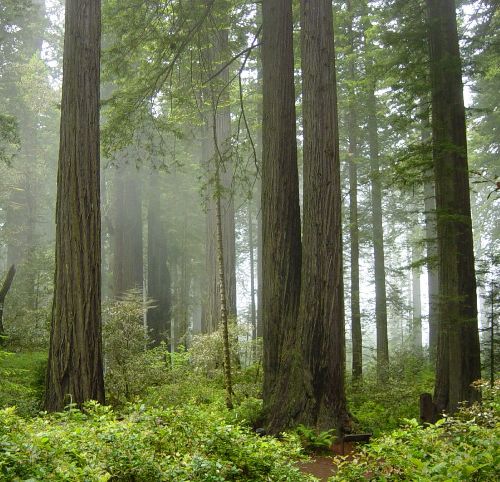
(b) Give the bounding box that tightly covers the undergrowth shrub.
[332,380,500,481]
[103,292,169,405]
[348,349,434,434]
[0,350,46,416]
[0,401,311,481]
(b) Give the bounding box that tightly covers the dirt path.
[297,456,339,480]
[297,442,357,481]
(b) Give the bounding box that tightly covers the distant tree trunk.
[367,77,389,383]
[204,26,237,333]
[421,108,439,360]
[261,0,302,428]
[427,0,481,414]
[147,171,171,346]
[248,200,257,343]
[256,178,263,340]
[173,214,191,349]
[255,38,263,340]
[411,236,423,354]
[347,0,362,383]
[0,265,16,342]
[424,176,439,358]
[112,165,143,297]
[45,0,104,411]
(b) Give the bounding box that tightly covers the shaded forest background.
[0,0,498,479]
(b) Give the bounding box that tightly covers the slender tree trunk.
[256,178,263,340]
[424,176,439,358]
[248,200,257,344]
[427,0,481,414]
[412,235,423,354]
[45,0,104,411]
[215,166,233,410]
[347,0,362,382]
[367,77,389,383]
[421,109,439,360]
[147,171,171,346]
[261,0,302,428]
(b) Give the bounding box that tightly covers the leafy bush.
[0,401,311,481]
[331,380,500,481]
[103,292,169,405]
[4,306,51,351]
[189,323,245,377]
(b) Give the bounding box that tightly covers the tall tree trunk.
[45,0,104,411]
[295,0,349,432]
[347,0,362,383]
[147,171,171,346]
[112,165,143,297]
[367,77,389,383]
[427,0,481,414]
[261,0,302,428]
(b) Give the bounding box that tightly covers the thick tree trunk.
[295,0,349,432]
[264,0,350,434]
[147,171,171,346]
[347,0,362,383]
[367,79,389,383]
[112,165,143,297]
[427,0,481,414]
[261,0,302,428]
[45,0,104,411]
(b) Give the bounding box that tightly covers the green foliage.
[102,291,168,405]
[0,113,20,164]
[0,401,309,481]
[4,305,51,351]
[0,350,46,416]
[331,380,500,481]
[294,425,335,454]
[348,350,434,435]
[188,323,249,377]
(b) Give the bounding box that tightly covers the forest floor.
[297,443,357,480]
[298,456,338,480]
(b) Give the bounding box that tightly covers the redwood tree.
[45,0,104,411]
[427,0,481,413]
[296,0,349,431]
[261,0,302,424]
